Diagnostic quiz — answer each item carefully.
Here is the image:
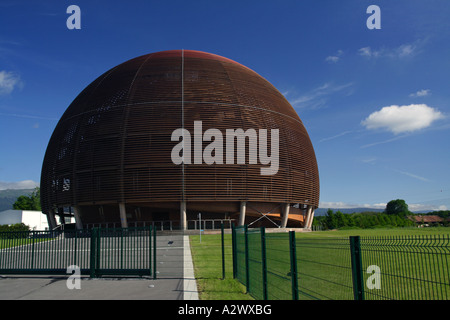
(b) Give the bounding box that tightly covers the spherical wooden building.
[41,50,319,229]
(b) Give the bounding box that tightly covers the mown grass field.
[296,226,450,238]
[189,233,252,300]
[296,227,450,300]
[0,237,50,249]
[189,227,450,300]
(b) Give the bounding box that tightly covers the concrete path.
[183,235,199,300]
[0,275,182,300]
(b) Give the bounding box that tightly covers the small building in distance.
[0,209,49,230]
[407,215,445,227]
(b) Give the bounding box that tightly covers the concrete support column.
[58,207,65,225]
[72,206,83,229]
[180,201,187,230]
[119,203,128,228]
[47,209,57,230]
[308,208,315,229]
[304,205,313,229]
[238,201,247,226]
[281,203,290,228]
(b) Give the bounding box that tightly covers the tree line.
[0,223,30,234]
[313,209,416,230]
[313,199,419,230]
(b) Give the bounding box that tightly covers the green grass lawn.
[189,227,450,300]
[297,226,450,238]
[296,227,450,300]
[0,237,50,249]
[189,233,253,300]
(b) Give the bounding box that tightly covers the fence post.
[96,228,101,274]
[244,225,249,292]
[149,226,152,276]
[221,223,225,279]
[289,231,299,300]
[30,230,35,270]
[231,224,237,279]
[350,236,365,300]
[153,226,157,280]
[120,228,124,270]
[73,229,78,268]
[260,227,268,300]
[89,228,98,278]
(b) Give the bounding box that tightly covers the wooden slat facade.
[40,50,319,226]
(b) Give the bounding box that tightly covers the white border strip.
[183,235,199,300]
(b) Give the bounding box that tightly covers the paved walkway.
[0,235,199,300]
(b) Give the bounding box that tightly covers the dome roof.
[41,50,319,213]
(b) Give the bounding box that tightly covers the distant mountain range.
[0,189,34,211]
[315,208,383,216]
[315,207,434,216]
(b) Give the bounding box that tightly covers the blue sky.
[1,1,449,211]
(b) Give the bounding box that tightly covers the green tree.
[325,209,338,229]
[345,214,355,227]
[335,211,346,228]
[385,199,409,216]
[377,214,387,226]
[12,187,41,211]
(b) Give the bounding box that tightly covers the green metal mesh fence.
[234,226,247,288]
[295,237,354,300]
[247,228,264,299]
[266,232,292,299]
[234,226,295,300]
[232,226,450,300]
[360,235,450,300]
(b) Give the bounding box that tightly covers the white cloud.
[325,56,339,63]
[358,43,418,59]
[0,112,59,121]
[361,104,444,134]
[325,50,343,63]
[408,203,448,212]
[0,180,39,190]
[358,46,379,58]
[360,134,409,148]
[319,201,357,209]
[319,130,353,142]
[290,82,353,109]
[0,70,22,95]
[395,170,430,182]
[396,44,415,58]
[409,89,430,97]
[361,157,377,165]
[319,202,386,210]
